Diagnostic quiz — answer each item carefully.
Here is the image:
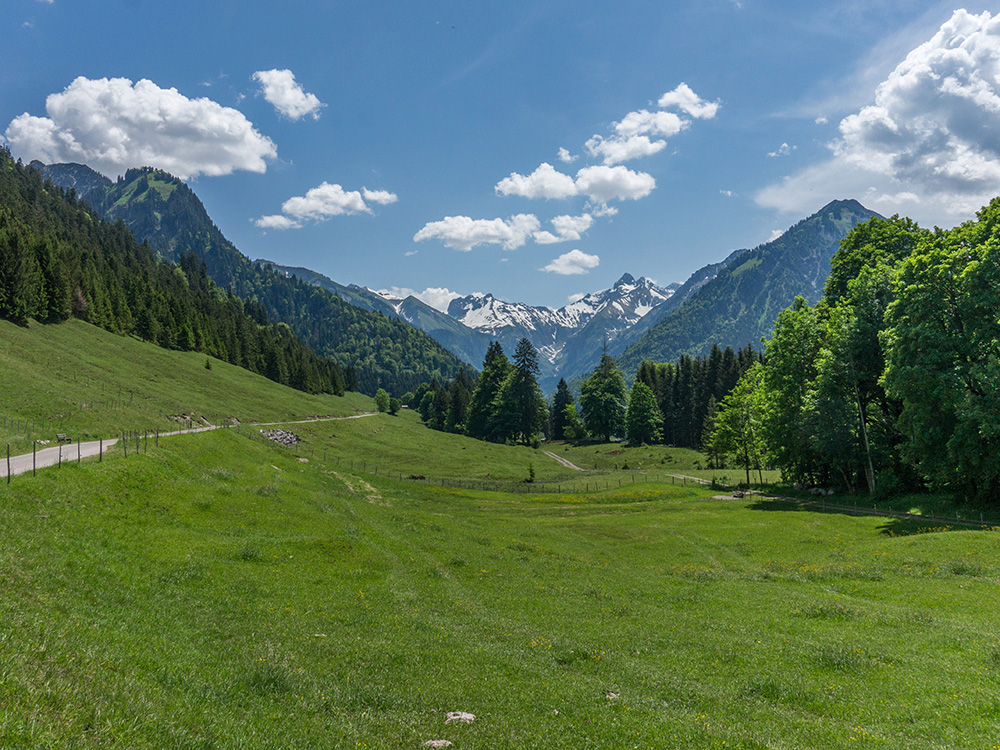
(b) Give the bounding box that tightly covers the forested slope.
[34,162,471,395]
[618,200,881,374]
[0,149,345,395]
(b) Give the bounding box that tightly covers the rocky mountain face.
[444,274,677,387]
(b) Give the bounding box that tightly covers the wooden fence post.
[33,442,36,476]
[99,438,103,462]
[6,444,9,484]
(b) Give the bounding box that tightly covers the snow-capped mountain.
[445,274,677,377]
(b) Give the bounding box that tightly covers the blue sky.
[3,1,999,310]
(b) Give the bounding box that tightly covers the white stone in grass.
[445,711,475,724]
[423,742,453,749]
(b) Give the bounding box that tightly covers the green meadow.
[3,321,1000,748]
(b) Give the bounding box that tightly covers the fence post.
[6,444,9,483]
[77,438,81,464]
[123,432,127,457]
[33,442,36,476]
[99,438,103,462]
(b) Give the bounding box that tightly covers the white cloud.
[574,165,655,203]
[582,84,717,165]
[769,229,784,242]
[614,109,687,138]
[252,69,325,120]
[815,116,829,125]
[541,249,600,275]
[255,181,397,229]
[4,76,277,179]
[567,292,586,303]
[557,147,578,163]
[584,134,668,165]
[495,163,654,203]
[254,214,301,231]
[362,188,399,205]
[758,10,1000,227]
[376,286,463,312]
[767,142,796,157]
[720,189,737,197]
[413,214,541,252]
[533,213,594,244]
[495,162,578,199]
[657,83,720,119]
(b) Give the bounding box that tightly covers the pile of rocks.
[260,429,302,446]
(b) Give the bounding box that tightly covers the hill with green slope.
[0,318,371,455]
[33,161,471,395]
[259,259,494,369]
[1,150,345,395]
[618,199,881,373]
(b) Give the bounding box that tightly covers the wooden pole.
[6,444,9,484]
[33,442,36,476]
[77,438,81,464]
[99,438,103,462]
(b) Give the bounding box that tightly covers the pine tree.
[550,378,574,440]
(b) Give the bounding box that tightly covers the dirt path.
[543,450,585,471]
[252,413,377,426]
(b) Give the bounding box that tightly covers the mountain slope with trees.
[0,149,345,395]
[33,161,470,395]
[618,200,882,374]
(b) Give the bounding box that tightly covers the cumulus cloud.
[255,181,398,229]
[495,162,578,199]
[541,249,601,275]
[582,83,718,165]
[252,69,325,120]
[4,76,277,179]
[657,83,720,119]
[255,214,302,230]
[585,134,668,164]
[495,163,654,204]
[376,286,463,312]
[557,147,578,163]
[413,214,541,252]
[533,213,594,244]
[567,292,586,303]
[758,10,1000,226]
[574,165,655,203]
[768,142,796,157]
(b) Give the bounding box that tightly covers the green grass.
[0,319,372,453]
[558,440,782,486]
[5,319,1000,748]
[3,428,1000,748]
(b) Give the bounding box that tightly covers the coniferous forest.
[0,149,346,395]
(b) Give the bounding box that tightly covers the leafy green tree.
[625,380,662,445]
[374,387,390,413]
[580,354,628,442]
[710,363,767,486]
[388,397,401,415]
[883,199,1000,502]
[761,297,826,484]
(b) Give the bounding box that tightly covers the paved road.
[2,425,218,479]
[1,416,376,480]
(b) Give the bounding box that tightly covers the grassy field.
[0,319,372,454]
[2,425,1000,748]
[5,319,1000,748]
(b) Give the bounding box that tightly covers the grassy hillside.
[0,319,371,454]
[3,427,1000,748]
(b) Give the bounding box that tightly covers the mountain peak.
[614,273,636,287]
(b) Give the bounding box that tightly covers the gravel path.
[543,450,585,471]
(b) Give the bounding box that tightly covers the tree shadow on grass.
[746,494,993,537]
